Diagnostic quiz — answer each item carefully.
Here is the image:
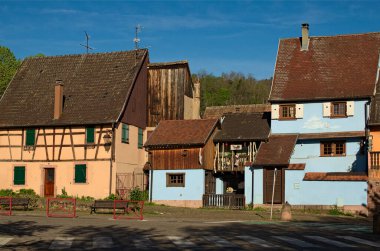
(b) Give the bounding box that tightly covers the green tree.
[0,46,21,97]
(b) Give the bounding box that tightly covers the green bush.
[77,195,95,202]
[328,206,353,217]
[0,189,40,208]
[56,187,73,198]
[0,189,16,196]
[104,193,117,200]
[129,187,148,201]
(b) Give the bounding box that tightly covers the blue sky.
[0,1,379,79]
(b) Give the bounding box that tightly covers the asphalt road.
[0,212,379,250]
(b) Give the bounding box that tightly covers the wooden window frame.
[14,166,26,185]
[25,129,36,147]
[330,102,347,118]
[122,124,129,144]
[86,127,95,144]
[320,141,346,157]
[74,164,87,183]
[166,173,185,187]
[279,104,296,120]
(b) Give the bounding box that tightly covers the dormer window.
[279,105,296,120]
[331,102,347,118]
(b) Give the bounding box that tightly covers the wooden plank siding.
[147,63,193,127]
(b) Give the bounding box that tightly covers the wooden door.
[44,168,55,197]
[264,168,284,204]
[205,171,216,194]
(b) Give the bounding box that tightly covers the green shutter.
[75,164,87,183]
[122,124,129,143]
[26,129,35,146]
[14,166,25,185]
[138,128,143,149]
[86,127,95,144]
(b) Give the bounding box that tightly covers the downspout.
[251,165,254,208]
[365,101,370,174]
[109,123,116,196]
[149,150,153,203]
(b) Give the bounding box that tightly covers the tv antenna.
[133,24,142,50]
[80,31,93,54]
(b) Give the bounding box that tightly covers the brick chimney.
[301,23,309,51]
[54,80,64,120]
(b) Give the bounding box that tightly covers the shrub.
[328,206,353,217]
[77,196,95,202]
[129,187,148,201]
[56,187,73,198]
[0,189,16,196]
[104,193,117,200]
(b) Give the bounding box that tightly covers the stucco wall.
[150,169,205,201]
[0,160,113,199]
[245,166,264,204]
[271,100,367,134]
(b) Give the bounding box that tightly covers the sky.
[0,0,379,79]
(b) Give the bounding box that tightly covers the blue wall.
[150,169,205,201]
[272,100,367,134]
[291,139,366,172]
[245,166,263,204]
[285,170,367,205]
[216,177,224,195]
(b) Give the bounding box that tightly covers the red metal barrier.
[46,198,76,218]
[113,200,144,220]
[0,197,12,216]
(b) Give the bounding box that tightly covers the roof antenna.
[133,24,142,50]
[80,31,93,54]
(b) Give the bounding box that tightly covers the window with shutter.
[138,128,143,149]
[122,124,129,143]
[14,166,25,185]
[25,129,35,146]
[74,164,87,183]
[86,127,95,144]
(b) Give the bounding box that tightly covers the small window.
[14,166,25,185]
[86,127,95,144]
[166,173,185,187]
[122,124,129,143]
[25,129,35,146]
[321,141,346,157]
[75,164,87,183]
[138,128,143,149]
[279,105,296,120]
[331,102,346,117]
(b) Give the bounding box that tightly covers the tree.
[0,46,21,97]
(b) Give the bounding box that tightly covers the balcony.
[215,153,247,172]
[369,152,380,180]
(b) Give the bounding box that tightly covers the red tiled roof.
[270,32,380,101]
[144,119,218,148]
[298,131,365,140]
[303,172,368,181]
[203,104,271,119]
[254,134,298,166]
[287,163,306,170]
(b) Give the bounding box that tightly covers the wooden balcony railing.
[370,152,380,170]
[202,194,245,209]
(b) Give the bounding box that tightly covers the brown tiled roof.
[148,61,188,68]
[270,32,380,102]
[144,119,218,148]
[213,112,270,142]
[303,172,368,181]
[254,134,298,166]
[369,79,380,125]
[0,49,148,128]
[287,163,306,170]
[203,104,271,119]
[298,131,365,140]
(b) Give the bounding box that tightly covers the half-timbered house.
[144,119,219,208]
[0,49,149,198]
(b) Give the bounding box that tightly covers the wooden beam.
[7,130,12,160]
[69,127,76,160]
[0,158,112,162]
[21,129,24,161]
[52,128,55,161]
[95,126,103,160]
[32,128,40,160]
[43,128,49,161]
[58,127,66,160]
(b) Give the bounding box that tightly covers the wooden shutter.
[346,101,354,116]
[122,124,129,143]
[75,164,87,183]
[271,104,279,119]
[323,102,331,117]
[14,166,25,185]
[86,127,95,144]
[295,104,304,118]
[138,128,143,149]
[26,129,35,146]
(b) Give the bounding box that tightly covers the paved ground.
[0,206,379,250]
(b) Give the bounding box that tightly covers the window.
[86,127,95,144]
[166,173,185,187]
[122,124,129,143]
[25,129,35,146]
[279,105,296,120]
[14,166,25,185]
[138,128,143,149]
[331,102,346,117]
[321,141,346,156]
[74,164,87,183]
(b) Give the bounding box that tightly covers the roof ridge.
[280,31,380,41]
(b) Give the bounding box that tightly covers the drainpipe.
[109,123,116,196]
[149,151,153,203]
[251,166,254,209]
[365,101,370,173]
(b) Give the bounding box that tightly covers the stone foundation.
[153,200,202,208]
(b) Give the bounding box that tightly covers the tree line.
[0,46,271,112]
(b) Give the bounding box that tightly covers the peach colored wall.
[0,160,113,199]
[370,126,380,152]
[0,126,112,161]
[114,123,147,174]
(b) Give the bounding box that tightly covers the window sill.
[278,118,297,121]
[320,154,346,157]
[23,145,35,151]
[329,116,348,119]
[85,144,95,149]
[122,141,129,144]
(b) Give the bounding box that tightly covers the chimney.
[54,80,64,120]
[301,23,309,51]
[193,79,201,119]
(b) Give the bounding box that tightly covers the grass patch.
[327,206,353,217]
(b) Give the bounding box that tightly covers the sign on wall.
[230,144,242,150]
